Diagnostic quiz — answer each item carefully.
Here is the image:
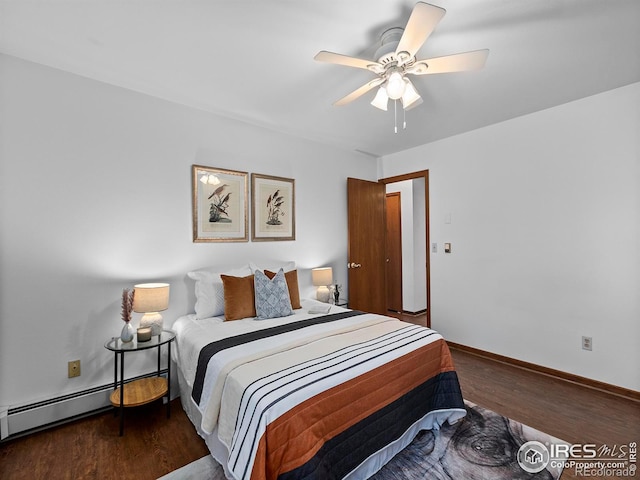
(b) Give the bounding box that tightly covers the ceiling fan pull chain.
[403,105,407,130]
[394,100,398,134]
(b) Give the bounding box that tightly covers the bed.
[172,264,466,480]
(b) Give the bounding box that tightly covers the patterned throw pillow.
[264,269,301,309]
[254,268,293,320]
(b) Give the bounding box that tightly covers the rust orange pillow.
[220,274,256,320]
[265,269,301,309]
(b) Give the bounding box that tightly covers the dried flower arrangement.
[121,288,135,323]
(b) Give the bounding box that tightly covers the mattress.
[172,299,465,480]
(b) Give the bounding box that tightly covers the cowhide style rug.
[159,401,567,480]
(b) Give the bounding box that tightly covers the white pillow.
[187,265,252,319]
[249,260,296,273]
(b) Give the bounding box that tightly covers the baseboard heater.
[1,370,168,442]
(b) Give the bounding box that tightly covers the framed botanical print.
[251,173,295,241]
[192,165,248,242]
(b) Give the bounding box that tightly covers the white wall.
[381,82,640,391]
[0,54,378,411]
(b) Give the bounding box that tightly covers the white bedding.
[172,299,350,395]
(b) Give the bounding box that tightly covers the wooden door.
[386,193,403,312]
[347,178,387,314]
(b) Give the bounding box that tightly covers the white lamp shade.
[133,283,170,313]
[401,79,422,110]
[371,87,389,111]
[312,267,333,287]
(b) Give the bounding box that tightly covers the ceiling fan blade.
[395,2,446,65]
[407,49,489,75]
[334,78,385,106]
[314,51,384,74]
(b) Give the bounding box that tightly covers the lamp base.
[140,312,163,336]
[316,286,330,303]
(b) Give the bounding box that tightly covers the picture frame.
[251,173,295,241]
[192,165,248,242]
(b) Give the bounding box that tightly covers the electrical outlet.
[581,336,592,351]
[68,360,81,378]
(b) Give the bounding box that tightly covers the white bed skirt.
[178,367,235,479]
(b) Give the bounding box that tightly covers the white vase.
[120,322,134,343]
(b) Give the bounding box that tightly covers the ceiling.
[2,0,639,158]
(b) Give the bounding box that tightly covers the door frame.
[379,170,430,327]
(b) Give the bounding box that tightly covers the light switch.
[431,243,437,253]
[444,243,452,253]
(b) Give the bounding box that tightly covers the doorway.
[381,171,430,326]
[347,171,430,325]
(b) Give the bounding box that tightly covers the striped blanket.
[191,310,465,480]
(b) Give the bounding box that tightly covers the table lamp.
[133,283,170,336]
[312,267,333,303]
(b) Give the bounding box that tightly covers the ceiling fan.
[314,2,488,114]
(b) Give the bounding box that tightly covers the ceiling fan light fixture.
[401,79,421,110]
[315,2,488,116]
[386,70,406,100]
[371,87,389,111]
[404,96,423,111]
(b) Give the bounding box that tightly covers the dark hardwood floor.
[452,349,639,480]
[0,399,209,480]
[1,314,638,480]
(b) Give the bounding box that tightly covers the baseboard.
[447,342,640,403]
[1,370,168,442]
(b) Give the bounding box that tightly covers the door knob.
[348,262,362,268]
